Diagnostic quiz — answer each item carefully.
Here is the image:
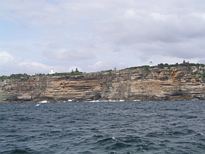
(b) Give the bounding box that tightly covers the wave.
[1,148,39,154]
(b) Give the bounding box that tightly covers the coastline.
[0,63,205,102]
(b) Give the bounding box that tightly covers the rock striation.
[0,63,205,102]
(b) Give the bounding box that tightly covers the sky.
[0,0,205,75]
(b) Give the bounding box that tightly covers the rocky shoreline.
[0,63,205,102]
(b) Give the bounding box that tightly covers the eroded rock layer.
[1,64,205,102]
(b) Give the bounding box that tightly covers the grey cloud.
[43,49,96,61]
[1,0,205,74]
[100,12,205,44]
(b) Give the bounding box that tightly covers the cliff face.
[1,64,205,102]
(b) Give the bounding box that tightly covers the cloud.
[0,50,68,75]
[18,61,50,72]
[0,51,14,65]
[43,48,96,61]
[88,60,116,71]
[0,0,205,74]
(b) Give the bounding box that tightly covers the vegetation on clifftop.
[0,74,30,81]
[0,62,205,81]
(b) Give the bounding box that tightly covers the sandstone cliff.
[0,63,205,102]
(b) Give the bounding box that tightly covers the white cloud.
[0,51,14,65]
[0,50,69,75]
[18,61,50,70]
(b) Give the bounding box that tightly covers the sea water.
[1,101,205,154]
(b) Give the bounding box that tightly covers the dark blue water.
[1,101,205,154]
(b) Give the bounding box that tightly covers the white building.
[49,69,56,75]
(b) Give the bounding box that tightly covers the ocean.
[1,101,205,154]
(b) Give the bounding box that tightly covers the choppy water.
[1,101,205,154]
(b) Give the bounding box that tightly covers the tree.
[75,68,79,73]
[158,63,164,68]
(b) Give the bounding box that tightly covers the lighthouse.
[49,69,55,75]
